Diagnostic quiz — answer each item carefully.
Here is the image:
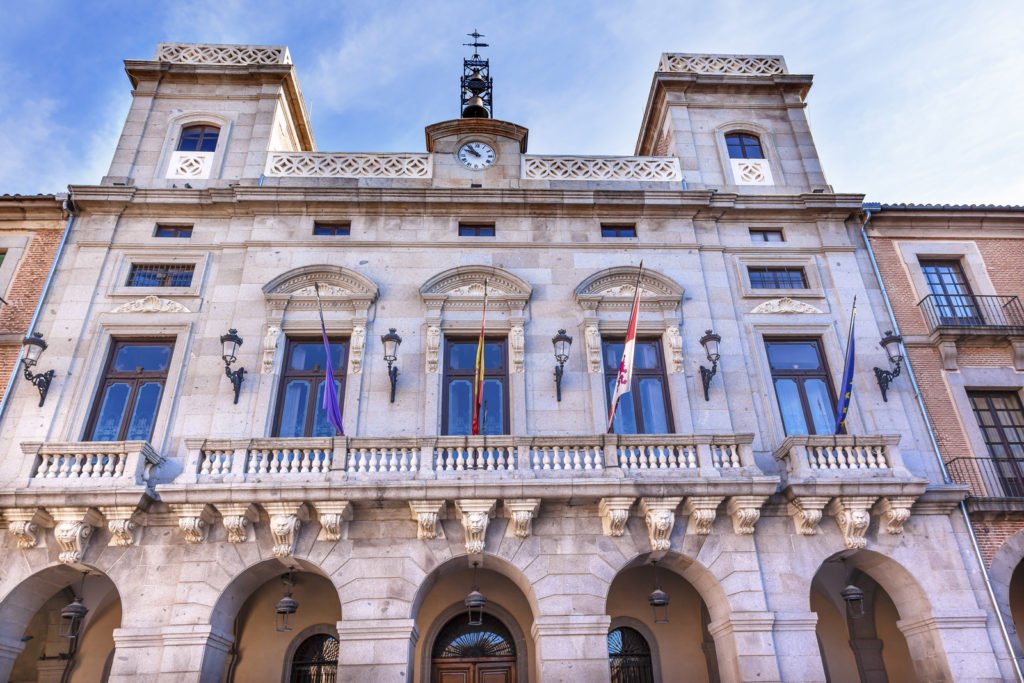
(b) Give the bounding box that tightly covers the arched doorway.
[288,631,339,682]
[430,613,516,682]
[608,626,653,683]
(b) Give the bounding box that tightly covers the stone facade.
[0,45,1015,682]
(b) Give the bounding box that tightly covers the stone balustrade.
[22,441,164,488]
[773,434,907,480]
[522,155,682,182]
[346,439,420,474]
[264,152,432,179]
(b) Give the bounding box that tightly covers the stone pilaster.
[107,625,233,683]
[532,614,612,682]
[336,618,417,683]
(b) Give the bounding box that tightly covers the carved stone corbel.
[98,506,146,547]
[639,498,682,552]
[509,325,525,373]
[315,501,352,542]
[599,497,635,537]
[876,497,915,535]
[261,325,282,375]
[664,327,683,374]
[585,325,602,373]
[456,500,496,554]
[829,497,877,549]
[426,326,441,373]
[51,508,103,564]
[409,500,445,540]
[938,340,958,371]
[787,496,831,535]
[727,496,767,535]
[4,508,53,550]
[682,497,723,535]
[503,499,541,539]
[218,503,259,544]
[264,502,309,558]
[174,504,216,544]
[349,325,366,374]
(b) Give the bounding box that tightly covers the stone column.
[771,612,827,682]
[107,625,232,683]
[531,614,612,682]
[336,618,417,682]
[707,612,781,683]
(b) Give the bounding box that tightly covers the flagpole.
[607,262,644,434]
[313,282,345,436]
[834,295,857,434]
[472,280,488,436]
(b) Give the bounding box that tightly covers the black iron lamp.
[60,573,89,640]
[381,328,402,403]
[465,561,487,626]
[648,561,670,624]
[699,329,722,402]
[552,329,573,402]
[220,328,246,404]
[841,584,866,619]
[275,572,299,632]
[873,330,904,402]
[20,332,56,407]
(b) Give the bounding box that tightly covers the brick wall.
[974,517,1024,566]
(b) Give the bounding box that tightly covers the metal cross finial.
[464,30,489,57]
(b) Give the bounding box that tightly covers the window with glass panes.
[86,340,174,441]
[920,260,981,324]
[749,229,784,242]
[442,338,508,435]
[748,267,807,289]
[273,338,348,437]
[968,391,1024,497]
[127,264,195,287]
[725,133,764,159]
[765,339,838,435]
[604,339,672,434]
[176,125,220,152]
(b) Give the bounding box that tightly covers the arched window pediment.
[420,266,532,315]
[264,265,379,313]
[574,266,684,313]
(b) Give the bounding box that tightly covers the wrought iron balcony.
[947,456,1024,500]
[918,294,1024,335]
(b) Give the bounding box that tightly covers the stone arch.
[574,265,684,313]
[984,527,1024,663]
[419,265,533,312]
[606,550,732,624]
[410,553,540,623]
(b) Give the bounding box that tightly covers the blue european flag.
[834,297,857,434]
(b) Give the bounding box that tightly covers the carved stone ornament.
[51,508,103,565]
[829,497,877,549]
[599,497,635,537]
[877,497,915,535]
[664,326,683,374]
[98,505,145,547]
[503,499,541,539]
[574,267,684,314]
[349,326,366,374]
[262,325,281,375]
[727,496,767,535]
[456,499,496,555]
[682,497,723,535]
[640,498,682,552]
[426,326,441,373]
[509,325,525,374]
[218,503,259,544]
[409,500,445,540]
[293,284,354,297]
[787,496,831,536]
[750,297,823,315]
[111,295,191,314]
[174,504,215,544]
[315,501,352,542]
[4,508,52,550]
[264,502,308,558]
[585,326,602,374]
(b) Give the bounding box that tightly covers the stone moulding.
[727,496,768,535]
[315,501,352,542]
[787,496,831,535]
[264,502,308,558]
[4,507,53,549]
[658,53,787,76]
[503,499,541,539]
[51,507,103,565]
[98,505,146,547]
[829,497,877,549]
[639,497,682,552]
[110,295,191,314]
[599,497,636,537]
[455,499,496,555]
[682,497,723,535]
[174,503,216,544]
[750,297,823,315]
[409,500,445,540]
[218,503,259,544]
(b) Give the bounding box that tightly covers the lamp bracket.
[22,364,55,407]
[700,361,718,402]
[224,363,246,404]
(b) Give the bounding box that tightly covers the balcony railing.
[22,441,165,487]
[947,457,1024,499]
[919,294,1024,335]
[773,434,907,480]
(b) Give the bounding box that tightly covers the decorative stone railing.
[730,158,773,186]
[659,53,786,76]
[247,439,334,475]
[530,438,604,471]
[23,441,164,487]
[166,151,213,179]
[773,435,907,480]
[347,439,420,474]
[156,42,291,66]
[264,152,432,179]
[618,435,755,473]
[435,437,517,473]
[522,155,682,182]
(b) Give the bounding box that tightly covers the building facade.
[0,44,1015,682]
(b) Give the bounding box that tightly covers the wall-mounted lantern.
[220,328,246,404]
[873,330,904,402]
[465,561,487,626]
[841,584,866,620]
[21,332,56,407]
[59,596,88,639]
[648,561,670,624]
[552,329,573,402]
[275,572,299,632]
[699,329,722,402]
[381,328,402,403]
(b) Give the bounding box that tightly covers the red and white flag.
[607,263,644,433]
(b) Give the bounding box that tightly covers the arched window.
[608,626,654,683]
[176,125,220,152]
[289,633,339,682]
[432,613,516,659]
[725,132,764,159]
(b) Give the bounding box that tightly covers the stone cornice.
[0,196,66,221]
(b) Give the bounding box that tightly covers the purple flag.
[314,284,344,436]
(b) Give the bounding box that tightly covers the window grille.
[127,264,195,287]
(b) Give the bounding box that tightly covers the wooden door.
[431,660,515,683]
[477,661,514,683]
[433,662,472,683]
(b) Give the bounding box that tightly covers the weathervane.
[463,30,489,58]
[460,30,493,118]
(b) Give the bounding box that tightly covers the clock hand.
[467,146,482,158]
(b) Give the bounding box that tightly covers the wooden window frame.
[764,337,839,436]
[176,125,220,152]
[969,390,1024,459]
[441,336,510,436]
[725,132,764,159]
[84,339,175,442]
[272,337,349,438]
[602,337,674,435]
[919,259,982,323]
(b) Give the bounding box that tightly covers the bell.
[462,96,489,119]
[466,70,487,93]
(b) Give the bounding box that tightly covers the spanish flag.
[471,280,489,435]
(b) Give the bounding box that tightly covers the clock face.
[456,141,496,170]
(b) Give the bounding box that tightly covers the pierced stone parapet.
[876,497,915,535]
[174,504,215,544]
[409,501,445,541]
[599,497,635,537]
[787,496,831,535]
[727,496,767,535]
[167,151,213,180]
[51,508,103,564]
[682,497,723,535]
[4,508,52,549]
[659,53,786,76]
[264,503,308,558]
[522,155,682,182]
[98,506,145,547]
[503,499,541,539]
[218,503,258,544]
[640,498,682,552]
[829,497,877,549]
[730,158,773,186]
[455,500,496,554]
[265,152,431,179]
[315,501,352,542]
[156,42,291,65]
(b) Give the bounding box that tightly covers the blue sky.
[1,0,1021,204]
